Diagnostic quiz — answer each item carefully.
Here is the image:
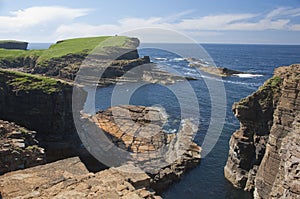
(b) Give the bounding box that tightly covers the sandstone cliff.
[0,69,88,162]
[224,64,300,198]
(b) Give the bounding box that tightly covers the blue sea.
[30,43,300,199]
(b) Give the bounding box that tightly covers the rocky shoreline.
[0,105,201,198]
[0,157,161,198]
[0,36,201,198]
[224,64,300,198]
[186,57,245,77]
[91,105,201,193]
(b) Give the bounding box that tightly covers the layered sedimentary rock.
[0,69,88,162]
[0,157,161,199]
[0,69,76,140]
[0,120,45,175]
[90,105,201,193]
[224,64,300,198]
[186,57,245,76]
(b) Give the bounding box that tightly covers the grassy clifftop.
[0,36,138,68]
[0,68,69,94]
[37,36,132,63]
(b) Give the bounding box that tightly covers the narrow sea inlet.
[89,43,300,199]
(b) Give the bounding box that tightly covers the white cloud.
[173,14,257,30]
[1,6,300,42]
[54,7,300,42]
[0,6,91,33]
[290,24,300,31]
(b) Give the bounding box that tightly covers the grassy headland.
[0,36,135,67]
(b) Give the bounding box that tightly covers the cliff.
[0,120,45,175]
[0,105,201,198]
[0,36,140,77]
[0,40,28,50]
[224,64,300,198]
[0,69,88,162]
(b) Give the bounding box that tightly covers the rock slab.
[0,157,161,199]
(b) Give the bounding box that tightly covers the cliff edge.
[224,64,300,198]
[0,40,28,50]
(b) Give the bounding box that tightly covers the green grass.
[259,76,283,93]
[0,69,67,94]
[0,49,42,61]
[0,36,131,65]
[237,75,283,106]
[37,36,129,63]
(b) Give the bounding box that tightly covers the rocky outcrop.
[0,41,28,50]
[186,57,245,77]
[90,105,201,193]
[0,69,88,162]
[224,64,300,198]
[0,36,141,79]
[0,120,45,175]
[193,65,245,77]
[0,157,161,199]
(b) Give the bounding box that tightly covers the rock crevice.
[224,64,300,198]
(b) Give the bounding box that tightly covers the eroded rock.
[0,157,161,199]
[0,120,45,175]
[224,64,300,198]
[90,105,201,193]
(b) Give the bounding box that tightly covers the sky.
[0,0,300,44]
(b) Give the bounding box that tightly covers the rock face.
[0,69,88,162]
[224,64,300,198]
[0,120,45,175]
[0,41,28,50]
[0,157,161,199]
[91,105,201,193]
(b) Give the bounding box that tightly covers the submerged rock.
[224,64,300,198]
